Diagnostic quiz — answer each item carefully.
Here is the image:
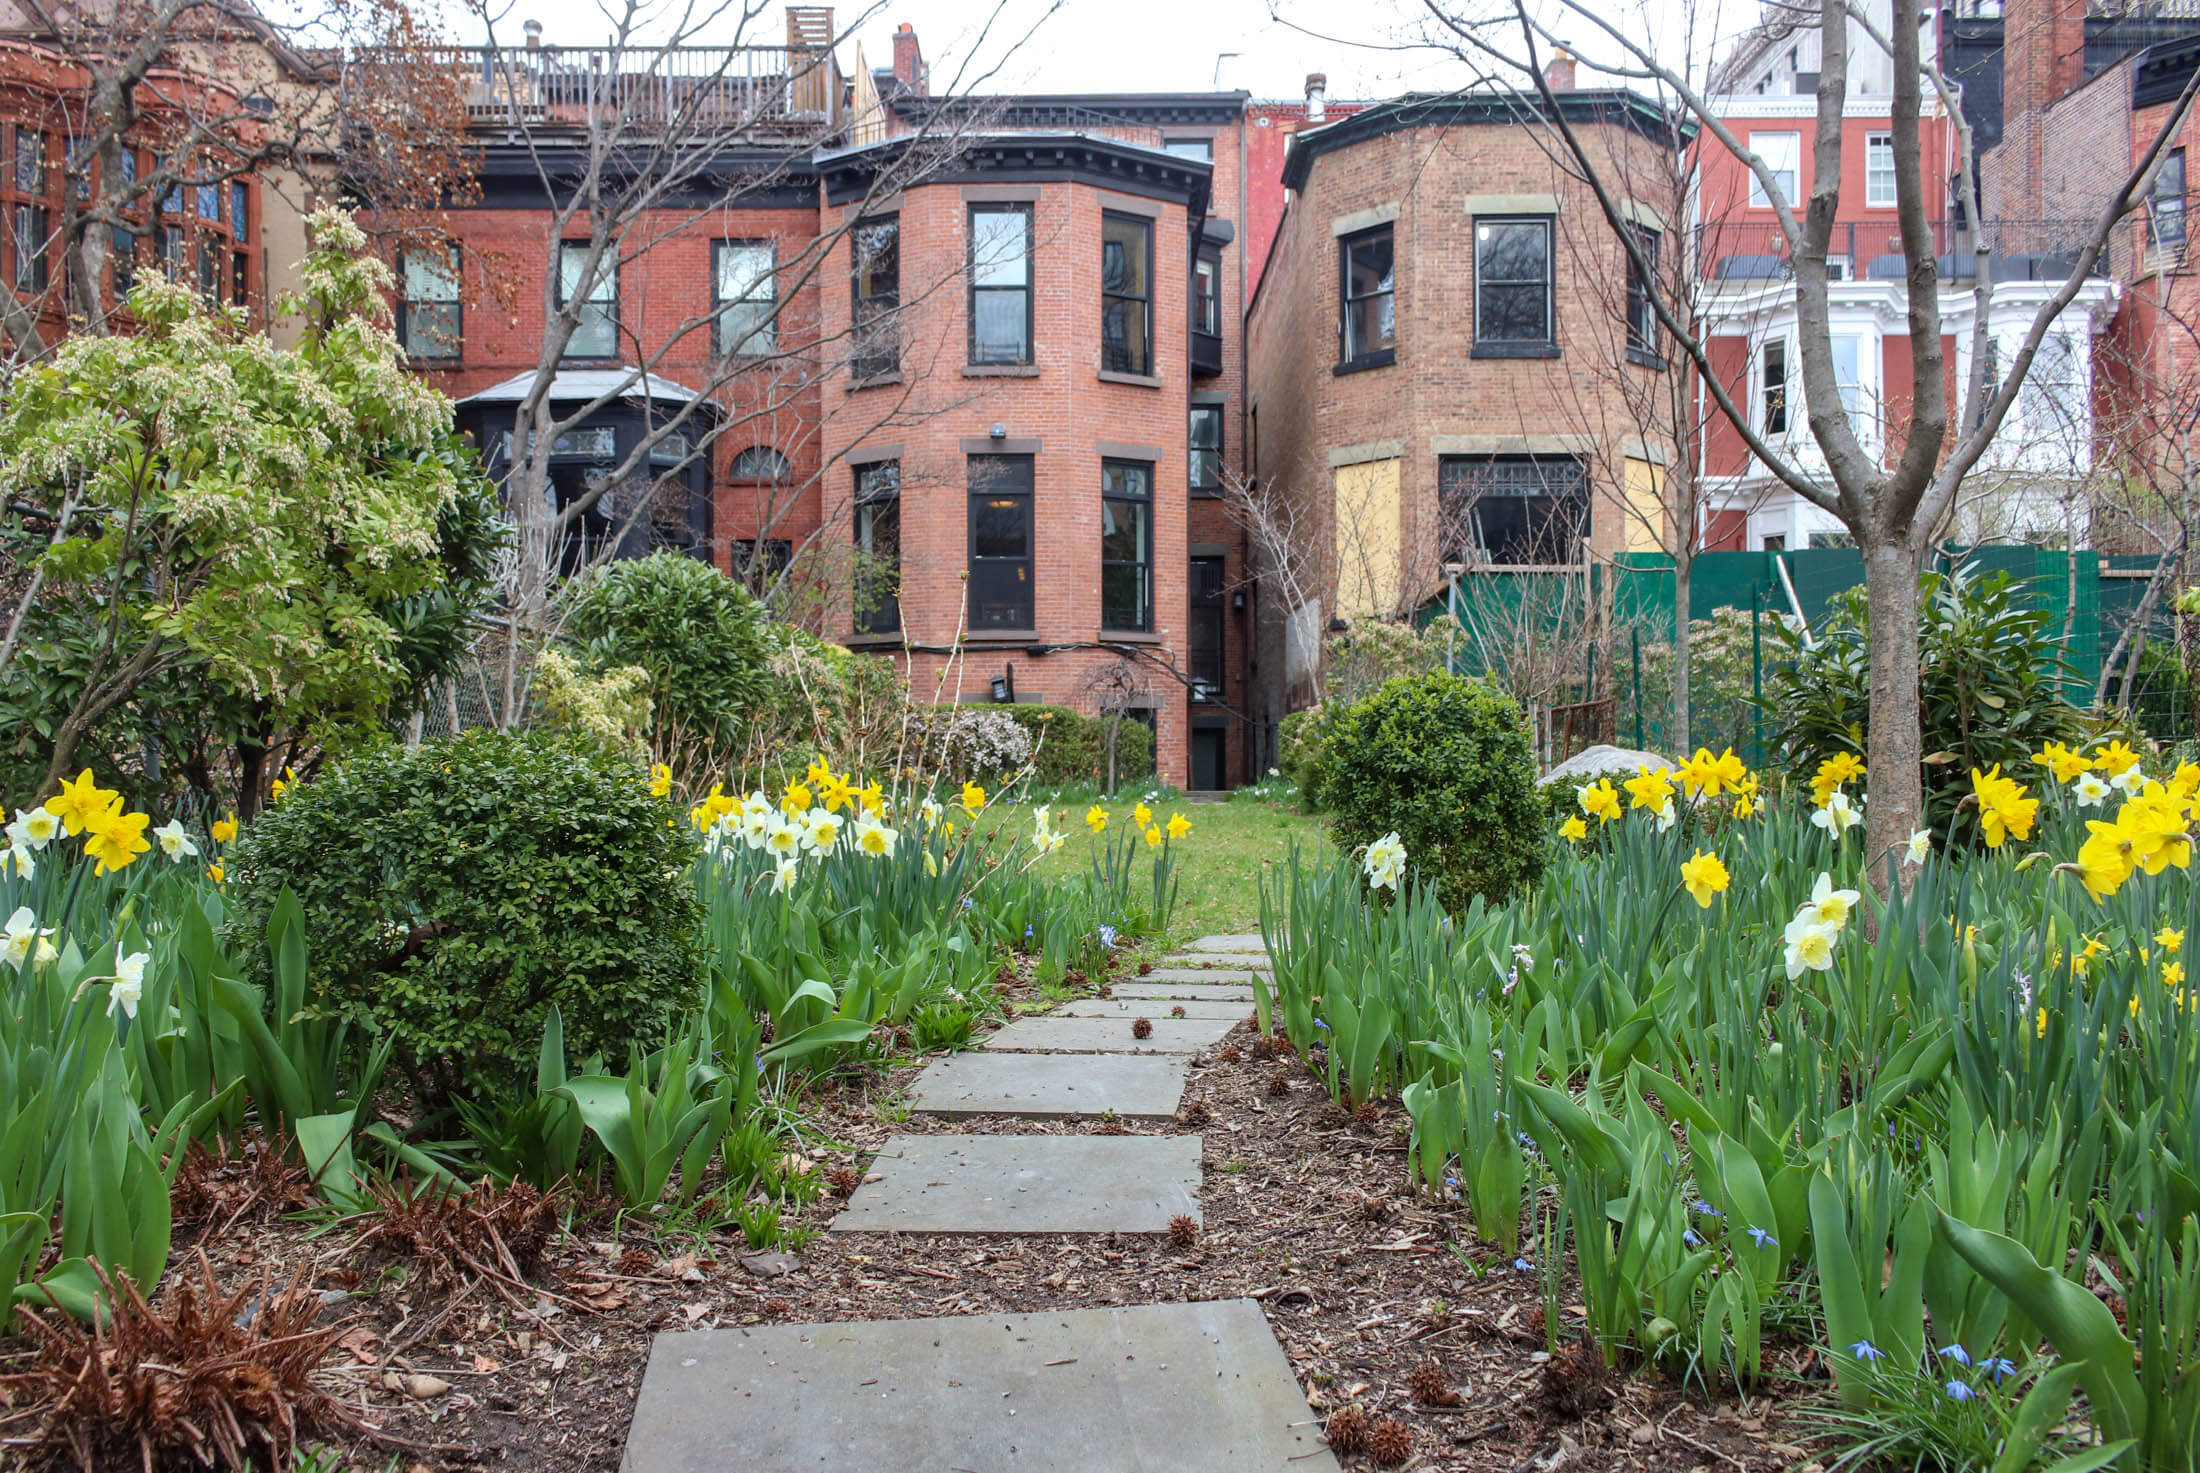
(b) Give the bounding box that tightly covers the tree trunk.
[1670,554,1692,754]
[1861,535,1924,885]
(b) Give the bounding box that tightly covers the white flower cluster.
[699,790,899,893]
[1363,832,1407,890]
[922,710,1034,781]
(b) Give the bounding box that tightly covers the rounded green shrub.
[222,729,704,1104]
[566,551,775,750]
[1314,671,1545,909]
[1278,703,1344,805]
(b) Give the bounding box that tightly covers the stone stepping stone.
[982,1016,1237,1054]
[830,1134,1201,1235]
[1108,980,1256,1002]
[622,1298,1341,1473]
[1186,933,1270,952]
[1144,966,1268,982]
[1057,996,1250,1020]
[910,1051,1185,1120]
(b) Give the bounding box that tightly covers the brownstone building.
[1245,88,1687,706]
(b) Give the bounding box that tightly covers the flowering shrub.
[915,709,1035,783]
[1311,671,1544,909]
[222,730,704,1105]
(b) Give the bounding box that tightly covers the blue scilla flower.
[1938,1344,1972,1366]
[1514,1258,1533,1273]
[1098,924,1118,949]
[1745,1225,1777,1249]
[1024,925,1034,940]
[1683,1229,1702,1248]
[1849,1341,1886,1362]
[1945,1380,1975,1402]
[1980,1357,2017,1382]
[1692,1200,1723,1217]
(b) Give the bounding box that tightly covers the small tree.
[0,210,499,809]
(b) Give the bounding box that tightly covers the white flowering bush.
[918,709,1035,783]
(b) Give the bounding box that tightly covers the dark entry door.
[1191,724,1225,791]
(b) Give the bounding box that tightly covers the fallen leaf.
[337,1327,381,1364]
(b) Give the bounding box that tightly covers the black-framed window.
[968,453,1034,629]
[730,445,791,481]
[1193,253,1221,336]
[556,242,618,358]
[2152,148,2187,250]
[1762,337,1788,434]
[731,539,793,579]
[1189,555,1225,690]
[969,203,1032,365]
[1189,404,1223,493]
[1438,455,1589,566]
[1340,225,1394,364]
[713,239,776,357]
[231,182,248,243]
[1162,137,1212,162]
[1101,212,1152,375]
[1101,460,1153,631]
[109,225,135,299]
[852,214,899,379]
[1625,229,1658,356]
[11,205,45,291]
[399,245,461,359]
[854,460,901,634]
[1474,216,1554,351]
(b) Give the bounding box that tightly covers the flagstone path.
[621,936,1341,1472]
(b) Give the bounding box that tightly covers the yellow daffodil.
[270,765,298,802]
[2157,926,2184,955]
[1133,801,1153,829]
[1579,779,1621,825]
[1732,793,1759,819]
[648,763,673,797]
[1623,764,1675,813]
[1679,748,1748,799]
[210,813,238,844]
[80,801,151,875]
[2095,740,2143,778]
[959,781,987,817]
[47,769,116,836]
[2035,741,2092,783]
[782,782,814,815]
[1559,815,1588,842]
[817,770,854,813]
[2167,960,2188,988]
[1970,765,2038,848]
[1167,812,1191,840]
[208,862,226,884]
[1085,806,1108,833]
[2036,1006,2049,1039]
[856,781,885,815]
[1680,849,1730,908]
[1811,752,1865,806]
[1144,824,1162,848]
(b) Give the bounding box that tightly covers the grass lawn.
[988,791,1328,941]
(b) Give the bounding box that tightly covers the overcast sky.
[408,0,1744,100]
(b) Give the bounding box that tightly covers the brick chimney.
[1544,47,1576,93]
[2003,0,2088,119]
[1305,72,1327,124]
[892,22,928,96]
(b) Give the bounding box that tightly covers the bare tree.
[1219,458,1332,707]
[1081,657,1151,793]
[1423,0,2200,871]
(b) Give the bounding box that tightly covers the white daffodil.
[919,797,944,828]
[770,856,801,894]
[2073,772,2111,808]
[1904,829,1932,866]
[854,818,898,858]
[2110,766,2146,797]
[3,843,31,881]
[803,809,846,854]
[1655,797,1678,832]
[3,907,56,968]
[107,950,149,1019]
[1811,790,1863,835]
[1798,871,1861,931]
[763,819,805,860]
[1783,915,1838,980]
[153,819,199,861]
[6,806,59,851]
[1033,805,1052,836]
[1363,832,1407,891]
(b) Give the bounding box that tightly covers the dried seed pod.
[1368,1416,1412,1465]
[1324,1406,1371,1455]
[1168,1214,1197,1247]
[1409,1358,1462,1406]
[1132,1016,1154,1039]
[1267,1072,1291,1097]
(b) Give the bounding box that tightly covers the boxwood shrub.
[1313,671,1545,909]
[222,729,705,1105]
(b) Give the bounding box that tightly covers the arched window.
[730,445,791,480]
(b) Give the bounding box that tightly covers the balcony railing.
[1695,217,2116,284]
[362,43,843,138]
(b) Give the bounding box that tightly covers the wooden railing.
[369,43,842,136]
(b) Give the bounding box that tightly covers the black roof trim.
[2135,35,2200,109]
[1279,89,1685,190]
[888,91,1249,129]
[467,144,817,210]
[821,133,1211,213]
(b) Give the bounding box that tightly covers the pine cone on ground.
[1323,1406,1371,1455]
[1218,1044,1242,1063]
[824,1166,860,1197]
[1267,1072,1291,1097]
[1368,1416,1412,1465]
[1132,1017,1154,1039]
[1409,1358,1462,1406]
[1168,1215,1197,1247]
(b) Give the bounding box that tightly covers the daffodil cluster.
[1363,831,1407,891]
[1809,754,1866,838]
[1968,765,2038,849]
[684,763,902,893]
[2068,778,2192,901]
[8,770,215,882]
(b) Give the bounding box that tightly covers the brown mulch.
[0,962,1829,1472]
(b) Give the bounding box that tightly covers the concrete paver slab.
[1107,981,1256,1002]
[908,1051,1186,1120]
[830,1134,1201,1234]
[1186,933,1270,952]
[982,1016,1237,1054]
[1142,967,1268,983]
[1057,996,1250,1020]
[622,1299,1340,1473]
